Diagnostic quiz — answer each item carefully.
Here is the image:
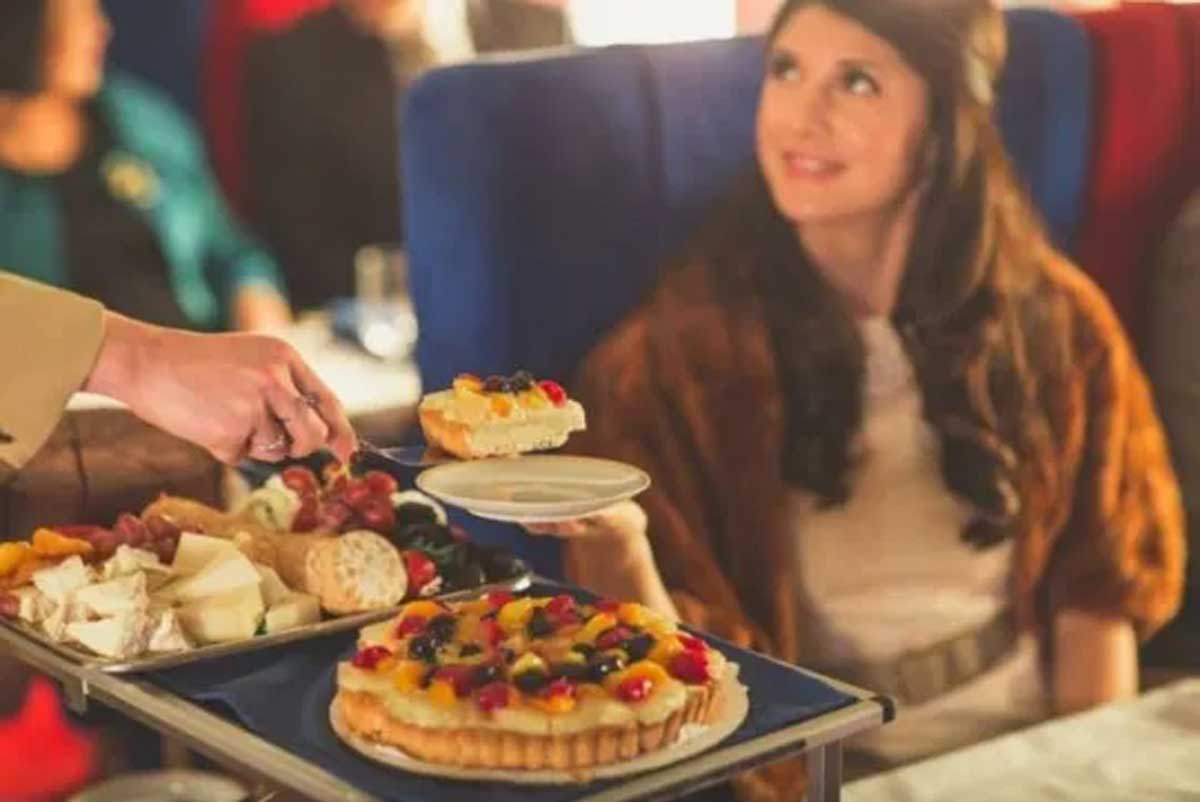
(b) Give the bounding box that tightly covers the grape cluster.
[53,513,182,564]
[280,466,398,533]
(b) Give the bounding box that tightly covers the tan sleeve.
[0,273,105,481]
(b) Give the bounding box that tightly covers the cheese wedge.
[254,564,293,608]
[156,550,260,605]
[147,608,192,653]
[10,587,53,625]
[171,533,239,576]
[101,546,173,590]
[66,611,152,659]
[264,593,321,634]
[176,585,265,644]
[31,557,94,604]
[72,573,150,619]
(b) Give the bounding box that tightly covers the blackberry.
[408,635,438,663]
[551,662,589,681]
[509,371,535,392]
[526,608,555,638]
[472,663,503,686]
[427,614,458,643]
[587,653,626,683]
[624,633,655,662]
[513,670,550,694]
[482,375,506,393]
[459,643,483,657]
[571,643,597,660]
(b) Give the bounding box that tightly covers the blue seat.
[102,0,209,119]
[403,9,1094,577]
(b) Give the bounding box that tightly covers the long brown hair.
[706,0,1067,547]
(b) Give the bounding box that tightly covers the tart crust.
[334,680,723,771]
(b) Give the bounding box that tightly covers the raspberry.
[395,615,428,638]
[668,650,711,684]
[546,594,577,616]
[678,634,708,653]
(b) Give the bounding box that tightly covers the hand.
[523,500,648,546]
[84,312,357,465]
[231,286,293,332]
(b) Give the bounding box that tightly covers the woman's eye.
[768,53,799,81]
[844,68,880,96]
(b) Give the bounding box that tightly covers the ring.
[300,392,321,409]
[258,435,289,453]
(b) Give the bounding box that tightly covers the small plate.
[415,456,650,522]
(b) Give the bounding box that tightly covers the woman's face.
[756,5,931,228]
[42,0,110,100]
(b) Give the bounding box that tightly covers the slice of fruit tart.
[333,592,732,771]
[417,372,586,459]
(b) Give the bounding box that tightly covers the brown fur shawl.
[562,254,1185,802]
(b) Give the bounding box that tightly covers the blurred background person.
[246,0,571,314]
[0,0,290,332]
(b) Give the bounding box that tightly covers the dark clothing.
[55,108,191,328]
[246,2,572,312]
[246,5,405,312]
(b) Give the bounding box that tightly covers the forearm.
[566,533,679,621]
[1052,609,1139,715]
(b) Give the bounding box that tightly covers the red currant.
[538,380,568,406]
[351,645,393,670]
[476,682,511,713]
[615,676,653,703]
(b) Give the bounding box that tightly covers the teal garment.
[0,72,285,330]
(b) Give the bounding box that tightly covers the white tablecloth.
[846,679,1200,802]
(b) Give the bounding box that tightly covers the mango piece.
[31,529,93,558]
[0,543,32,577]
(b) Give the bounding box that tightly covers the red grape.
[319,501,354,532]
[114,514,149,547]
[343,480,373,510]
[358,497,395,532]
[145,515,181,541]
[89,530,120,560]
[281,466,319,496]
[363,471,398,496]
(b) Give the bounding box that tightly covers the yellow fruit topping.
[490,394,515,417]
[391,661,428,693]
[575,612,618,645]
[517,390,549,410]
[576,683,608,701]
[497,598,536,633]
[453,373,484,393]
[616,602,652,628]
[508,652,548,678]
[428,680,458,708]
[649,635,685,665]
[0,542,32,577]
[400,600,445,621]
[605,660,670,693]
[31,529,93,558]
[530,693,577,714]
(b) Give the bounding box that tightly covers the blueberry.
[472,663,503,686]
[509,371,535,392]
[459,643,483,657]
[526,608,555,638]
[482,376,505,393]
[624,634,655,662]
[513,670,550,694]
[408,635,438,663]
[552,662,589,681]
[427,615,458,643]
[588,653,626,683]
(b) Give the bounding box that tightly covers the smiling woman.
[522,0,1186,799]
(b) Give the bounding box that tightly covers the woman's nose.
[788,84,834,136]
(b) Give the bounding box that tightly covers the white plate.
[415,456,651,523]
[330,668,748,785]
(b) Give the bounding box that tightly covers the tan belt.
[815,610,1018,707]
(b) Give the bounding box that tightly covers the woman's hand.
[84,311,356,465]
[231,286,293,332]
[525,501,679,619]
[1052,609,1139,715]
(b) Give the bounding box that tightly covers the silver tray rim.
[0,571,532,674]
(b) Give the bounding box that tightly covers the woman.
[0,0,290,331]
[529,0,1186,797]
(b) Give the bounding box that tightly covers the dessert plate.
[415,455,650,523]
[330,670,749,785]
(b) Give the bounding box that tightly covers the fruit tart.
[333,592,731,771]
[418,371,586,459]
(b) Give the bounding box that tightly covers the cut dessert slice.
[418,372,586,460]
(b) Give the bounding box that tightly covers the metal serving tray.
[0,571,531,674]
